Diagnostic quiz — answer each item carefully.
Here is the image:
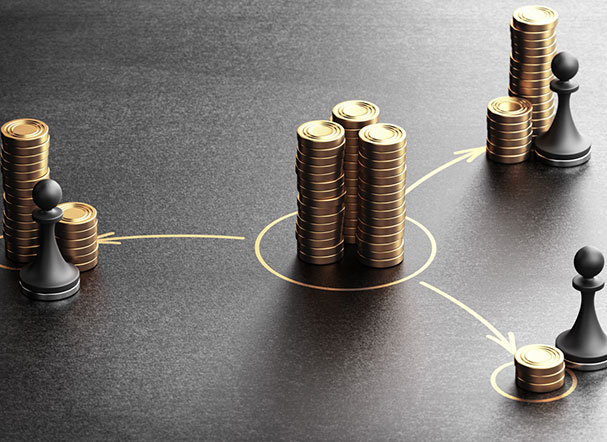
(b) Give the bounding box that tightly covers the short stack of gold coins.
[1,118,51,263]
[330,101,380,244]
[515,344,566,393]
[486,96,533,164]
[509,5,558,137]
[56,202,99,272]
[296,120,346,265]
[356,123,407,268]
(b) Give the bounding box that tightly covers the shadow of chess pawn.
[19,179,80,301]
[556,246,607,371]
[534,51,592,167]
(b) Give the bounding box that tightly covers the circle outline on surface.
[255,212,436,292]
[490,361,577,403]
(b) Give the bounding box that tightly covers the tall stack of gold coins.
[331,101,380,244]
[515,344,566,393]
[509,5,558,137]
[356,124,406,268]
[296,120,346,265]
[1,119,51,263]
[56,202,99,272]
[486,96,533,164]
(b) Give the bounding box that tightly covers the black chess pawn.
[19,179,80,301]
[555,246,607,371]
[534,52,591,167]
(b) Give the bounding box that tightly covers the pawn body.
[19,180,80,301]
[556,246,607,371]
[534,52,591,167]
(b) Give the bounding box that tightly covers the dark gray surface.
[1,0,607,440]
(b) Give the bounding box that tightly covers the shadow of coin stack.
[56,202,99,272]
[330,101,380,244]
[509,5,558,137]
[296,120,346,265]
[486,96,533,164]
[1,118,51,263]
[515,344,566,393]
[356,124,407,268]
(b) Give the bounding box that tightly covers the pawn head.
[32,179,62,211]
[552,51,579,81]
[574,246,604,279]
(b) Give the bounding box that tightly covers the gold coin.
[3,220,38,237]
[358,194,404,211]
[356,236,403,253]
[514,344,565,375]
[359,123,406,151]
[5,241,39,255]
[295,158,342,175]
[487,125,532,140]
[296,231,343,248]
[297,195,343,216]
[359,200,405,218]
[65,245,98,264]
[297,120,345,149]
[1,139,50,156]
[359,210,407,227]
[358,185,406,203]
[358,161,406,177]
[1,119,49,147]
[358,144,407,161]
[509,55,552,72]
[2,165,49,181]
[358,243,404,260]
[296,223,342,241]
[356,224,405,243]
[486,148,531,164]
[511,32,556,48]
[298,191,346,209]
[298,206,345,223]
[1,147,49,165]
[57,202,97,230]
[516,364,565,384]
[511,40,557,56]
[56,232,98,249]
[2,193,35,211]
[3,168,50,189]
[299,184,345,202]
[509,75,553,88]
[1,157,48,173]
[297,248,344,265]
[508,88,554,105]
[3,208,33,222]
[511,49,556,64]
[358,152,405,170]
[296,165,343,183]
[5,247,36,263]
[357,218,405,235]
[75,257,98,272]
[509,83,552,97]
[357,249,404,268]
[55,221,97,240]
[512,6,558,32]
[358,178,405,195]
[331,100,380,129]
[486,142,531,156]
[297,142,345,159]
[486,134,532,148]
[297,238,345,256]
[516,375,565,393]
[510,23,556,40]
[3,212,38,231]
[3,182,39,199]
[532,112,556,127]
[2,231,39,246]
[297,175,344,192]
[532,108,556,122]
[358,167,406,186]
[343,160,358,171]
[59,240,98,258]
[487,96,532,123]
[487,115,531,132]
[296,216,342,232]
[296,148,343,167]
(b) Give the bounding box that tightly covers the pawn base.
[564,358,607,372]
[20,280,80,301]
[535,149,591,168]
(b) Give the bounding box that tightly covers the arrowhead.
[486,331,517,355]
[453,146,485,163]
[97,232,121,245]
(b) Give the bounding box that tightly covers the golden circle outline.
[255,212,436,292]
[0,235,21,271]
[490,361,577,403]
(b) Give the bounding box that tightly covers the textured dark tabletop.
[2,0,607,440]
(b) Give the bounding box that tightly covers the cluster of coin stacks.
[56,202,99,272]
[330,101,380,244]
[486,96,533,164]
[356,124,406,268]
[296,120,346,265]
[515,344,566,393]
[509,5,558,137]
[1,119,51,263]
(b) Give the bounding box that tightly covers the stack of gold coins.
[515,344,566,393]
[1,119,51,263]
[330,101,380,244]
[56,202,99,272]
[486,96,533,164]
[296,120,346,265]
[356,123,406,268]
[509,5,558,137]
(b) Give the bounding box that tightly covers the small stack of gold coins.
[296,120,346,265]
[486,96,533,164]
[1,118,51,263]
[509,5,558,137]
[515,344,566,393]
[56,202,99,272]
[356,123,406,268]
[331,101,380,244]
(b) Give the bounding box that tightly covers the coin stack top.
[331,101,379,244]
[356,123,406,268]
[296,120,346,265]
[514,344,566,393]
[486,96,533,164]
[509,5,558,137]
[1,118,51,263]
[56,202,99,272]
